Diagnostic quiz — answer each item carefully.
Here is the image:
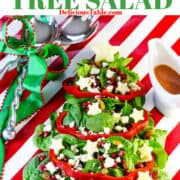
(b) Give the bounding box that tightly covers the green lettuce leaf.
[103,98,122,113]
[77,63,91,77]
[149,140,168,169]
[33,125,52,151]
[150,129,167,147]
[86,112,117,132]
[121,101,133,116]
[109,52,132,70]
[99,67,107,87]
[83,159,101,173]
[23,152,49,180]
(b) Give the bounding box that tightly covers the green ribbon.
[0,16,69,174]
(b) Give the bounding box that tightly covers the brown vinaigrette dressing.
[154,64,180,94]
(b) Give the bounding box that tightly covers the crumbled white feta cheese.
[69,121,75,128]
[118,144,124,149]
[137,171,152,180]
[113,112,121,119]
[90,67,100,75]
[129,82,141,91]
[68,159,76,166]
[116,82,130,95]
[104,157,115,168]
[106,69,115,78]
[45,162,57,174]
[43,124,52,132]
[117,76,121,81]
[58,153,64,159]
[55,174,62,180]
[79,127,88,136]
[116,157,121,163]
[130,109,144,123]
[104,127,110,134]
[87,87,100,93]
[122,127,127,132]
[50,138,64,155]
[104,143,111,152]
[83,140,98,157]
[115,96,119,100]
[138,143,153,162]
[102,62,108,67]
[76,76,91,90]
[121,116,129,124]
[71,145,78,153]
[80,154,91,162]
[87,102,102,115]
[114,125,123,132]
[106,85,114,92]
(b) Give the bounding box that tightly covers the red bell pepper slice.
[63,77,145,101]
[56,111,149,141]
[50,149,154,180]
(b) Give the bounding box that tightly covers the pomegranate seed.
[43,131,50,138]
[111,153,117,158]
[39,164,47,172]
[136,163,144,168]
[50,175,57,180]
[151,171,158,179]
[98,142,105,148]
[112,163,117,168]
[38,155,46,162]
[110,68,117,72]
[110,78,117,84]
[121,74,127,80]
[119,150,125,157]
[98,156,104,161]
[63,157,68,162]
[125,169,130,175]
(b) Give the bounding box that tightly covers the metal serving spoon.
[33,15,98,46]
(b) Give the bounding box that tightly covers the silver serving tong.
[33,15,98,46]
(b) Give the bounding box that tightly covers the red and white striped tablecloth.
[0,15,179,180]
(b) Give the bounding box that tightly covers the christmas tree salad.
[23,44,170,180]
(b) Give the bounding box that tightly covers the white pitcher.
[148,38,180,118]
